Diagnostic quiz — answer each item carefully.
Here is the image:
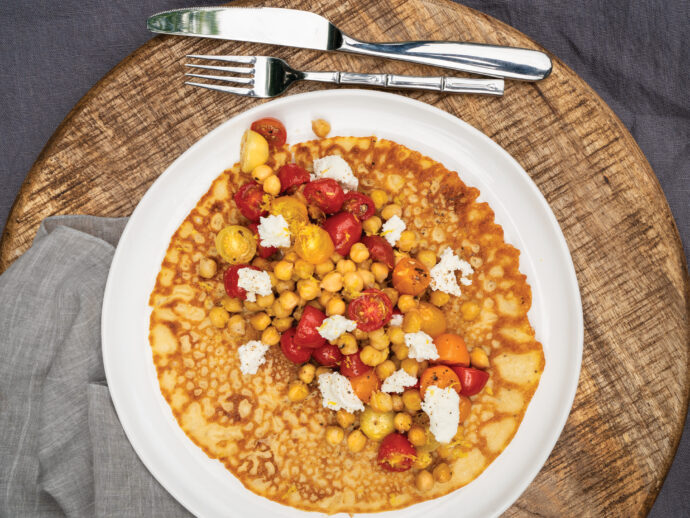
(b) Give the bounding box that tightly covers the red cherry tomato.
[313,344,343,367]
[347,289,393,332]
[250,117,287,147]
[450,366,490,396]
[303,178,345,214]
[339,351,373,378]
[377,433,417,472]
[294,306,327,348]
[360,236,395,269]
[248,223,277,259]
[277,163,310,193]
[280,327,312,364]
[234,182,267,222]
[342,192,376,221]
[321,212,362,256]
[223,264,260,300]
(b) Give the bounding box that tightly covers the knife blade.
[147,7,552,81]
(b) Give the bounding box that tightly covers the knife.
[147,7,552,81]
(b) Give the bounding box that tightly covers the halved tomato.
[392,257,431,295]
[293,224,335,264]
[270,196,309,231]
[250,117,287,147]
[347,289,393,331]
[277,163,310,193]
[280,327,312,363]
[294,305,327,348]
[234,182,267,222]
[377,433,417,472]
[215,225,256,264]
[419,365,461,398]
[312,344,343,367]
[342,191,376,221]
[223,264,260,300]
[451,366,490,396]
[360,236,395,269]
[321,212,362,256]
[433,333,469,366]
[303,178,345,214]
[339,351,372,378]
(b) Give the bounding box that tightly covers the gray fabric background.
[0,0,687,516]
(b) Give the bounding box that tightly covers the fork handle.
[302,71,503,96]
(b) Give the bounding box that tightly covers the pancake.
[148,134,544,513]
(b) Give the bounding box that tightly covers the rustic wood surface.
[1,0,688,515]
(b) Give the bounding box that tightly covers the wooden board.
[1,0,688,515]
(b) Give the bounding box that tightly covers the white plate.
[102,89,583,518]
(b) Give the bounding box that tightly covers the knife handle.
[338,35,552,82]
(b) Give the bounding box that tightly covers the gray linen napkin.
[0,216,191,517]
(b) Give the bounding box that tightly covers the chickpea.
[315,366,331,378]
[199,257,217,278]
[415,470,434,492]
[353,328,368,341]
[401,358,420,377]
[325,425,344,445]
[388,327,405,345]
[362,215,382,235]
[369,328,390,350]
[298,363,316,384]
[382,287,399,306]
[250,312,271,331]
[414,451,433,470]
[227,314,245,335]
[371,262,389,283]
[252,257,270,270]
[433,463,452,483]
[437,444,453,460]
[394,412,412,432]
[273,316,293,332]
[360,345,387,366]
[251,164,273,183]
[343,271,364,293]
[408,425,427,446]
[279,291,300,312]
[357,269,376,288]
[336,333,358,355]
[261,326,280,346]
[470,348,490,369]
[256,293,275,308]
[311,118,331,138]
[209,307,230,328]
[294,259,315,279]
[288,380,309,402]
[336,410,355,428]
[320,271,343,292]
[271,299,291,318]
[275,279,295,293]
[392,342,409,360]
[349,243,370,263]
[402,310,422,333]
[402,389,422,412]
[430,290,450,307]
[347,429,367,452]
[336,259,356,274]
[370,391,393,413]
[397,230,417,252]
[461,301,481,321]
[380,204,402,220]
[274,260,294,281]
[397,295,417,313]
[221,296,243,313]
[297,278,320,300]
[315,259,334,277]
[284,250,298,262]
[262,174,281,195]
[370,189,389,209]
[391,394,404,412]
[330,252,343,263]
[326,297,346,316]
[416,249,437,269]
[244,299,261,312]
[375,359,396,380]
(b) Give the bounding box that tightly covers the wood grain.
[1,0,688,515]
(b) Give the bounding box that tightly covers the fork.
[184,55,504,97]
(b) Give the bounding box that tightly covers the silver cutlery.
[184,55,504,98]
[149,7,552,81]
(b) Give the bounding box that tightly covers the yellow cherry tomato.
[417,302,447,337]
[215,225,256,264]
[240,129,269,173]
[359,407,395,441]
[270,196,309,231]
[294,224,335,264]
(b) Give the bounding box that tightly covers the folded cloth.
[0,216,191,517]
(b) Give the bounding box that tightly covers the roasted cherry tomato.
[458,395,472,423]
[392,257,431,295]
[277,163,310,193]
[360,236,395,269]
[321,212,362,256]
[342,191,376,222]
[248,222,277,259]
[223,264,260,300]
[349,371,380,404]
[250,117,287,147]
[433,333,470,366]
[294,305,327,348]
[347,289,393,331]
[294,224,335,265]
[419,365,461,399]
[234,182,267,222]
[280,327,312,364]
[339,351,373,378]
[377,433,417,472]
[215,225,257,264]
[312,344,343,367]
[303,178,345,214]
[451,366,490,396]
[270,195,309,231]
[417,302,447,338]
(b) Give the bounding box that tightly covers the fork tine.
[185,73,253,85]
[186,54,256,64]
[185,63,252,74]
[185,82,253,97]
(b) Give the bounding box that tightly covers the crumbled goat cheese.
[430,247,474,296]
[317,372,364,413]
[237,268,272,302]
[421,385,460,443]
[257,214,290,248]
[238,340,269,375]
[390,313,403,327]
[381,369,418,393]
[380,215,406,246]
[405,331,439,361]
[318,315,357,342]
[312,155,359,191]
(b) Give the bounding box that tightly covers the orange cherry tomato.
[433,333,469,366]
[293,224,335,264]
[392,257,430,295]
[349,371,380,403]
[419,365,461,399]
[417,302,447,337]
